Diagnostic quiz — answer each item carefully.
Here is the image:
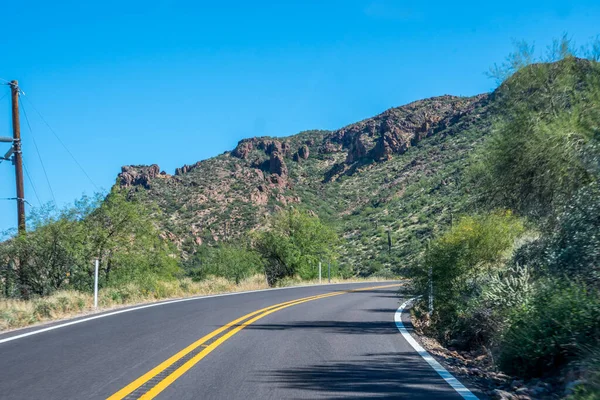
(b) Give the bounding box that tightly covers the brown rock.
[329,94,488,166]
[232,140,254,159]
[298,144,309,159]
[345,134,368,163]
[269,151,288,177]
[118,164,160,189]
[250,188,268,205]
[269,173,287,187]
[318,142,341,154]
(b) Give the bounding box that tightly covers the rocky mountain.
[116,89,495,275]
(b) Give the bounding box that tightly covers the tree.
[0,190,180,298]
[254,208,338,285]
[82,189,180,287]
[203,242,264,284]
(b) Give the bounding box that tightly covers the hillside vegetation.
[412,38,600,398]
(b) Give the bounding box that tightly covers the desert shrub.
[469,111,593,219]
[543,182,600,287]
[414,211,525,346]
[570,346,600,399]
[481,263,534,310]
[471,55,600,220]
[499,280,600,378]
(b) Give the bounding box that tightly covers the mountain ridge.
[114,88,495,274]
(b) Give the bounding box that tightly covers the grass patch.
[0,275,397,332]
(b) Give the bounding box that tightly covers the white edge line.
[395,297,479,400]
[0,280,398,345]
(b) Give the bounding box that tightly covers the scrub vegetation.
[412,36,600,397]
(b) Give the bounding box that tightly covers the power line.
[23,162,42,207]
[19,97,57,206]
[21,95,99,191]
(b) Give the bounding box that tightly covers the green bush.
[544,182,600,287]
[469,111,593,219]
[499,280,600,378]
[471,56,600,220]
[414,211,525,346]
[203,243,264,284]
[570,347,600,399]
[254,208,339,285]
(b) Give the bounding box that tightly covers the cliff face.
[115,92,492,268]
[323,94,489,179]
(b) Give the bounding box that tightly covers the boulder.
[232,140,254,159]
[269,151,288,177]
[298,144,309,159]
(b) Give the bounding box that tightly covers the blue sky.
[1,0,599,231]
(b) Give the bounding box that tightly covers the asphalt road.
[0,282,479,399]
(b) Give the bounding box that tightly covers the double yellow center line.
[107,284,399,399]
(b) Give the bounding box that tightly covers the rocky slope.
[116,91,493,274]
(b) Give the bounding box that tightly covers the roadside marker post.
[427,239,433,316]
[94,259,99,308]
[428,265,433,315]
[318,261,322,284]
[328,261,331,283]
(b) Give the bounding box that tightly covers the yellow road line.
[106,292,340,399]
[138,291,344,399]
[109,283,399,400]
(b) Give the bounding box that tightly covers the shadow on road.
[361,308,399,314]
[255,352,461,399]
[244,320,399,335]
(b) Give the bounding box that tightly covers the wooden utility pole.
[10,80,26,234]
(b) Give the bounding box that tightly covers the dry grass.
[0,275,397,332]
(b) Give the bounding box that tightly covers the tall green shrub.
[415,211,525,345]
[499,280,600,378]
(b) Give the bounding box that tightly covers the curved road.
[0,282,480,399]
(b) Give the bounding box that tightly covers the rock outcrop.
[118,164,161,188]
[329,94,488,169]
[269,152,287,176]
[232,138,291,160]
[175,161,203,176]
[232,140,254,159]
[293,144,310,161]
[298,144,309,159]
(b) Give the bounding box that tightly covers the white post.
[94,259,99,309]
[318,261,322,284]
[328,261,331,283]
[428,265,433,315]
